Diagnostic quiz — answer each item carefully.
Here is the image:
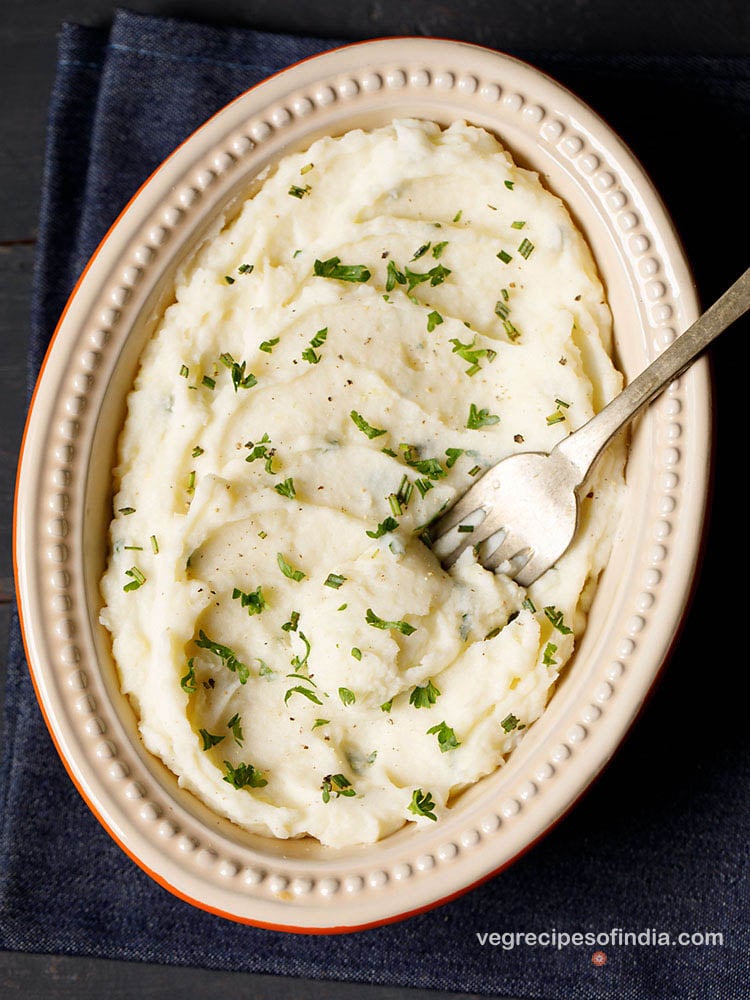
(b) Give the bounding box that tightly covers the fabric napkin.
[2,10,748,998]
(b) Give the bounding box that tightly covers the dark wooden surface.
[1,1,747,996]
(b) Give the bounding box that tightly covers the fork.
[430,266,750,586]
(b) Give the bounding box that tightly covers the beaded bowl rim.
[14,37,708,932]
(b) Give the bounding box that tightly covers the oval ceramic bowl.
[15,38,708,932]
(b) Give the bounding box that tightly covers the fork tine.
[482,532,533,574]
[431,509,507,568]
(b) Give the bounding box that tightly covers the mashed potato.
[100,120,625,848]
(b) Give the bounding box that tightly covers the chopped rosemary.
[386,259,406,291]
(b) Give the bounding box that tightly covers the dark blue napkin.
[2,10,748,997]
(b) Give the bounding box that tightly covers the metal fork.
[430,266,750,586]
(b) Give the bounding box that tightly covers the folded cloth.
[2,9,748,997]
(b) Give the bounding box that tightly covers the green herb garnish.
[427,310,443,332]
[445,447,464,468]
[312,719,329,729]
[284,685,322,706]
[281,610,300,632]
[467,403,500,429]
[522,597,537,613]
[222,761,267,789]
[543,642,558,666]
[123,566,146,592]
[432,241,448,259]
[238,263,254,274]
[427,721,461,752]
[259,337,279,353]
[409,679,440,708]
[224,275,235,285]
[179,365,189,378]
[504,180,514,190]
[191,445,204,458]
[321,773,355,802]
[351,647,362,661]
[180,658,197,694]
[366,516,399,539]
[501,713,521,733]
[195,630,249,684]
[511,220,526,230]
[350,410,386,439]
[450,336,497,376]
[199,728,225,751]
[288,184,311,198]
[118,507,136,515]
[227,712,244,747]
[339,687,356,706]
[380,699,393,713]
[232,585,266,616]
[150,535,159,554]
[518,238,535,259]
[219,352,257,391]
[543,606,572,635]
[277,552,305,582]
[325,573,346,589]
[274,477,296,499]
[497,249,512,264]
[404,263,451,293]
[201,374,216,390]
[411,242,431,261]
[408,788,437,821]
[313,257,371,283]
[366,608,416,635]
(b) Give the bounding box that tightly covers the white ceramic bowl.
[15,38,708,932]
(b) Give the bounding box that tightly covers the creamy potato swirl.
[100,120,625,847]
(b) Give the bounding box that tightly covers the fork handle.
[555,265,750,484]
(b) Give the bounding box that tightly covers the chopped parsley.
[324,573,346,589]
[544,606,573,634]
[432,241,448,259]
[366,516,398,539]
[274,477,296,499]
[401,445,446,480]
[467,403,500,429]
[339,687,356,706]
[427,721,461,752]
[427,310,443,332]
[195,631,249,684]
[281,610,300,632]
[450,336,497,376]
[284,685,322,706]
[227,712,244,747]
[380,699,393,713]
[366,608,416,635]
[321,773,355,802]
[290,631,312,672]
[543,642,558,666]
[313,257,371,283]
[409,679,440,708]
[277,552,305,582]
[411,242,431,261]
[350,410,386,439]
[501,713,520,733]
[312,718,329,729]
[180,658,197,694]
[445,447,464,468]
[408,788,437,821]
[386,259,406,291]
[222,761,267,789]
[199,728,225,751]
[232,585,266,616]
[404,263,451,293]
[123,566,146,592]
[302,327,327,364]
